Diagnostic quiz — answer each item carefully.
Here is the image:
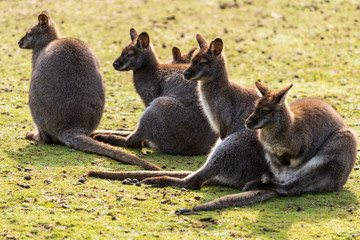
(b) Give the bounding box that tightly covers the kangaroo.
[18,10,160,170]
[190,81,358,211]
[171,46,197,64]
[89,35,269,198]
[93,29,217,155]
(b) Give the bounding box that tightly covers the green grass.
[1,0,360,239]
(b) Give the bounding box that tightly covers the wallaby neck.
[198,77,232,138]
[133,63,163,107]
[32,28,60,69]
[261,106,294,147]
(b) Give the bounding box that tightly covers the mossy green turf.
[0,0,359,239]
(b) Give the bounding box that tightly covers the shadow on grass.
[5,137,206,172]
[245,189,359,238]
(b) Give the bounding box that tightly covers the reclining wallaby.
[191,81,358,211]
[89,35,269,193]
[171,46,197,64]
[93,29,217,155]
[18,10,160,170]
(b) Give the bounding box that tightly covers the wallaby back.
[19,10,160,170]
[93,29,218,155]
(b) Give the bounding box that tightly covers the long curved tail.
[59,133,161,170]
[87,170,192,180]
[193,190,278,211]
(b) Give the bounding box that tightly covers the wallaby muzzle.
[245,116,258,130]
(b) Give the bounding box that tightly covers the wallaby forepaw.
[242,180,259,192]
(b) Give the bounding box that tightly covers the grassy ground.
[0,0,359,239]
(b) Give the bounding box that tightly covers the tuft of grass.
[0,0,359,239]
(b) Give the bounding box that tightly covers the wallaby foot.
[141,176,197,189]
[192,190,278,212]
[25,131,40,141]
[93,133,143,148]
[87,170,192,180]
[92,129,133,137]
[25,131,54,143]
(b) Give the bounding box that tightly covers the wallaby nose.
[113,61,119,69]
[245,119,255,129]
[184,71,191,80]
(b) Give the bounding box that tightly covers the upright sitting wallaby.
[18,10,160,170]
[189,82,358,211]
[171,46,197,64]
[93,29,217,155]
[243,81,357,194]
[89,35,269,200]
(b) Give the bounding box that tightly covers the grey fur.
[93,29,217,155]
[88,35,269,210]
[18,10,160,170]
[243,81,357,195]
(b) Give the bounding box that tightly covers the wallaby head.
[18,10,60,50]
[184,34,226,82]
[113,28,159,71]
[171,46,197,64]
[246,81,293,130]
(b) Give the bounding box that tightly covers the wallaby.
[171,46,197,64]
[93,29,217,155]
[190,81,358,211]
[88,35,269,200]
[18,10,160,170]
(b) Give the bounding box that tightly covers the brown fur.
[18,10,160,170]
[93,29,218,155]
[88,35,269,211]
[171,46,197,64]
[243,81,357,195]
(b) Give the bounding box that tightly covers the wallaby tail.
[87,170,192,181]
[193,190,278,211]
[59,132,161,170]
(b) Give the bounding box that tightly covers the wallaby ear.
[172,47,181,61]
[255,81,270,97]
[196,34,208,49]
[274,84,293,105]
[209,38,223,56]
[38,10,51,29]
[130,28,138,42]
[186,47,197,59]
[137,32,150,49]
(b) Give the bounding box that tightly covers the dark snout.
[18,38,25,49]
[113,60,120,70]
[183,70,191,80]
[245,117,258,130]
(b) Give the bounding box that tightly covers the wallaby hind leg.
[141,135,251,189]
[87,170,192,181]
[92,129,133,137]
[193,190,278,212]
[58,131,160,170]
[141,165,221,189]
[93,129,144,148]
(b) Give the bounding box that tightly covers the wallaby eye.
[199,62,207,66]
[127,53,135,58]
[27,33,33,37]
[261,110,270,115]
